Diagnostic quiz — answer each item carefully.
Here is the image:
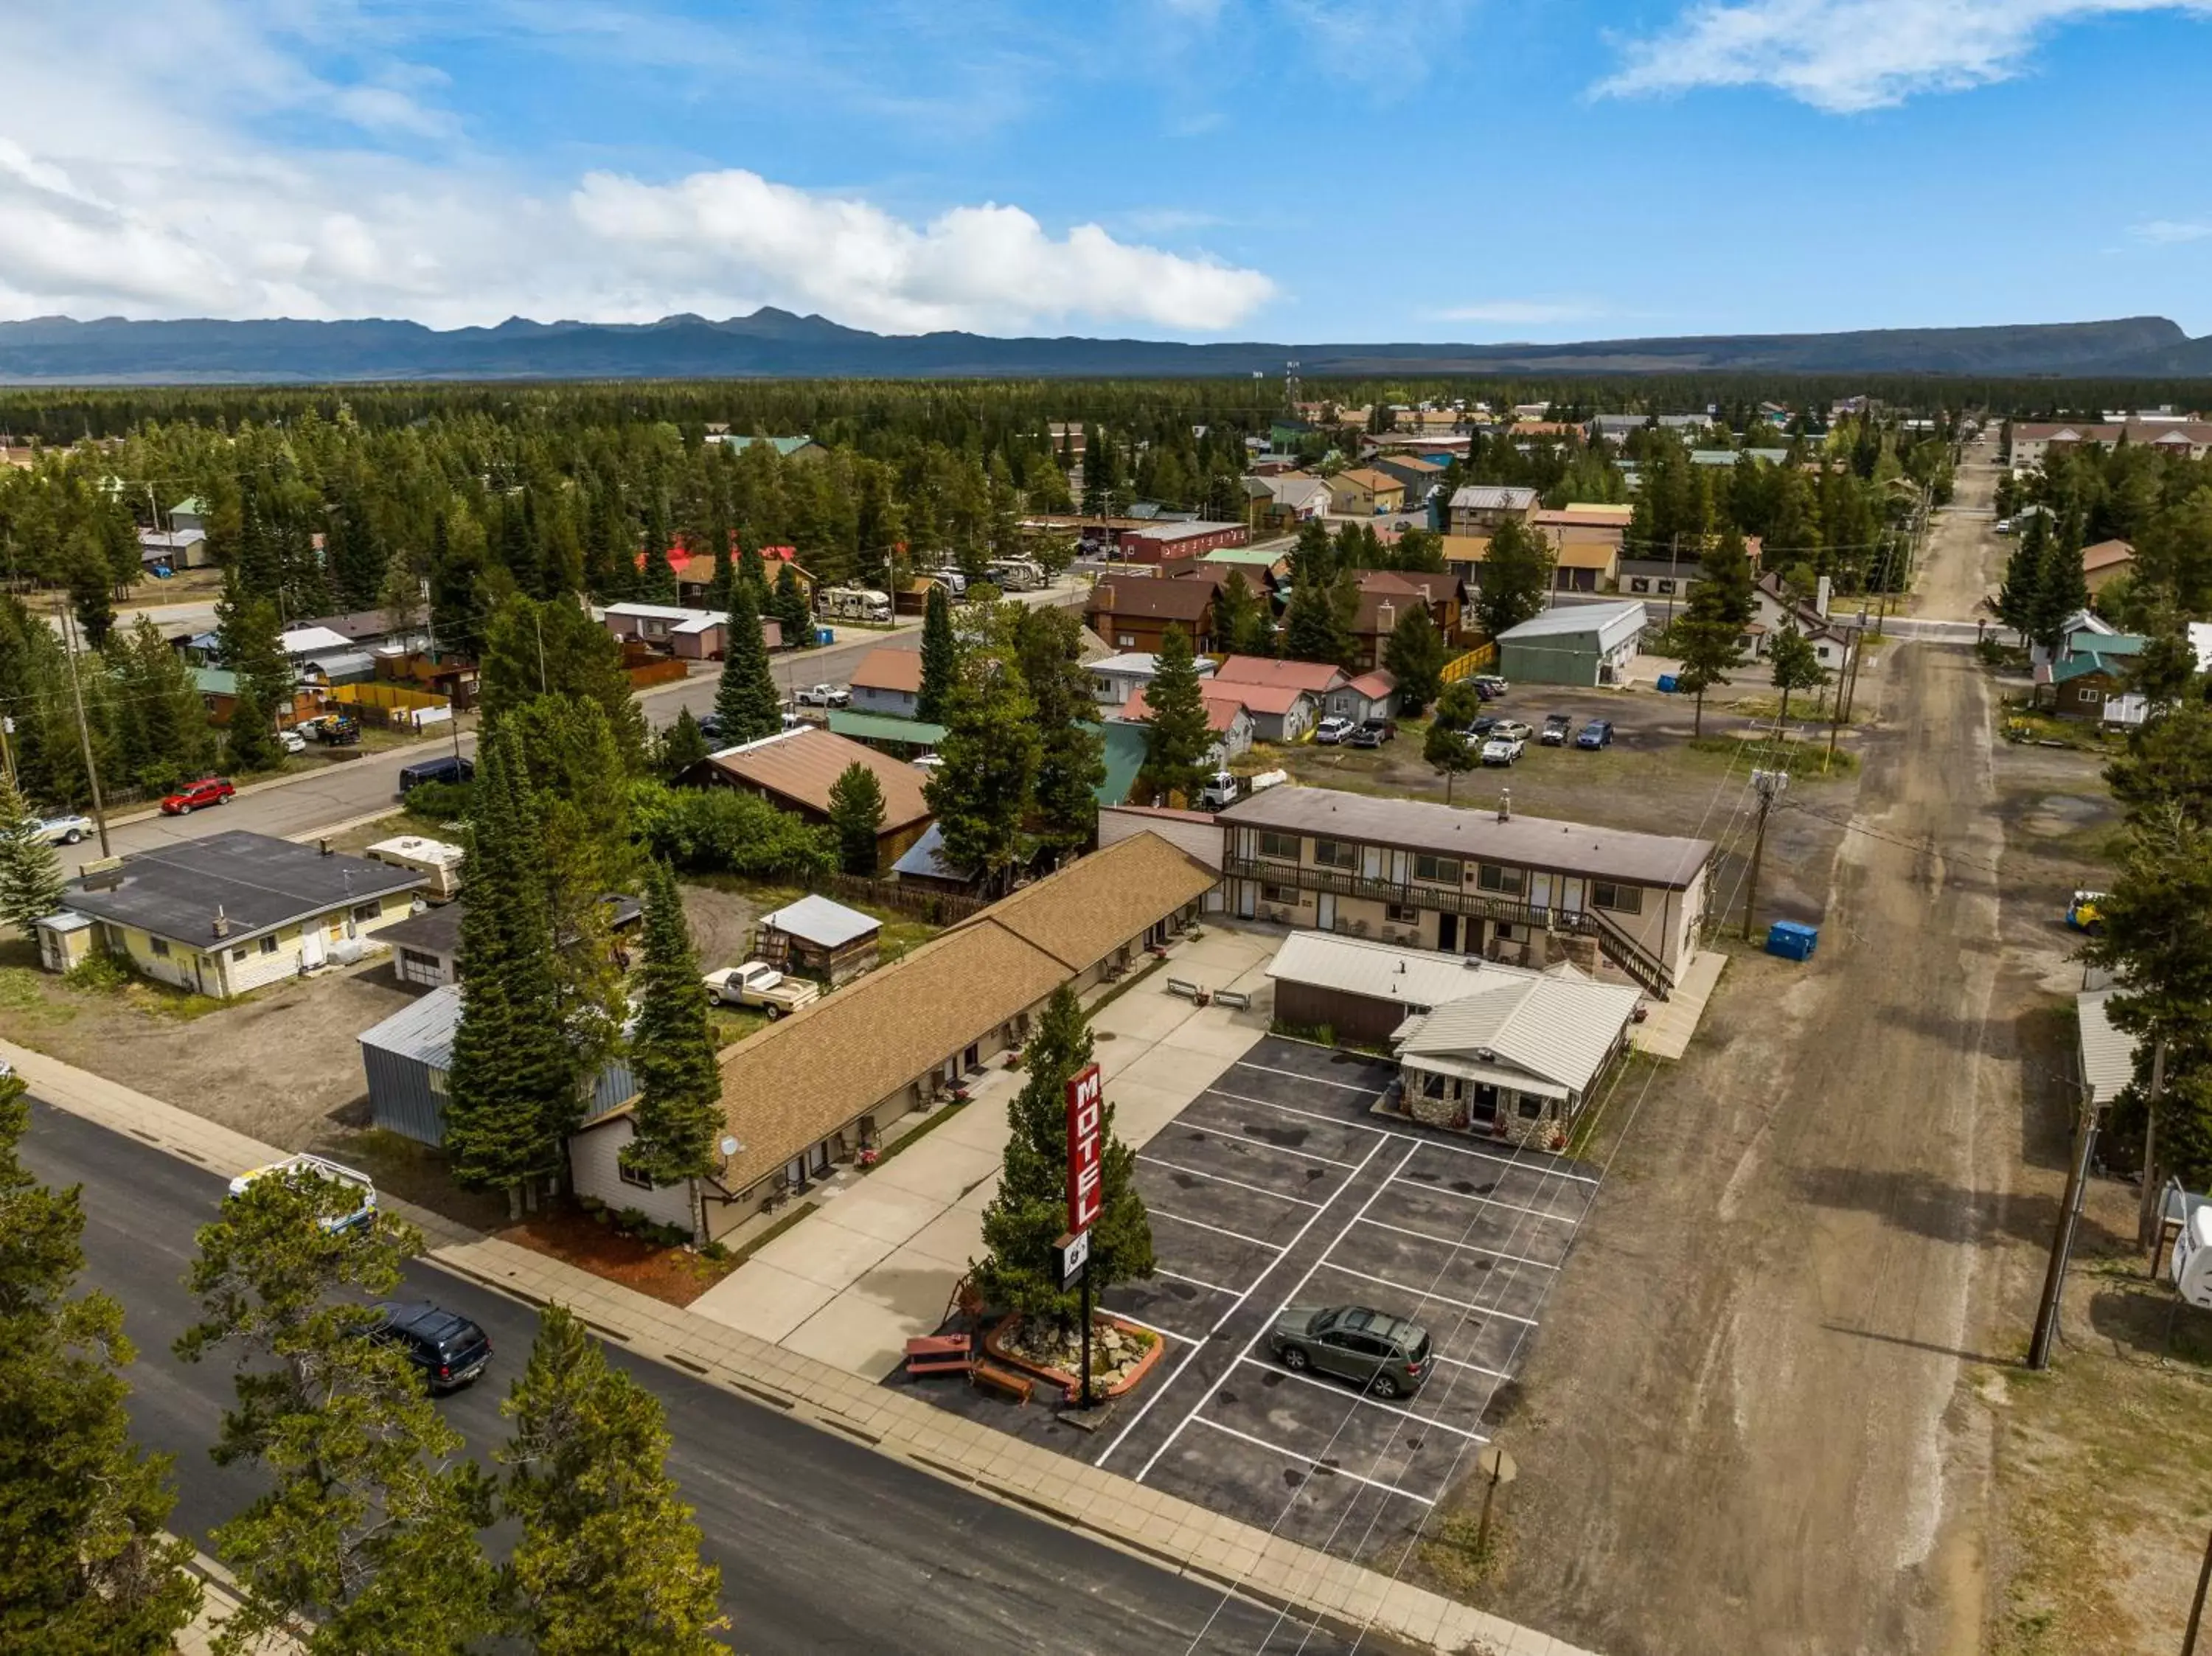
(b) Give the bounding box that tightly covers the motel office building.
[1215,788,1713,998]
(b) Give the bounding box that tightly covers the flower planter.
[983,1312,1165,1401]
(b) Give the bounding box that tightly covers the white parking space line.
[1230,1356,1489,1442]
[1147,1209,1286,1250]
[1354,1214,1562,1272]
[1232,1059,1391,1096]
[1174,1116,1365,1171]
[1138,1154,1324,1208]
[1313,1261,1540,1325]
[1110,1307,1207,1345]
[1098,1136,1389,1471]
[1386,1175,1580,1226]
[1153,1265,1246,1297]
[1186,1416,1436,1506]
[1136,1143,1423,1484]
[1212,1087,1599,1186]
[1427,1351,1512,1380]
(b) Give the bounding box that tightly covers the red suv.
[160,776,236,815]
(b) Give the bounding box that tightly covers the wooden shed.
[754,894,883,986]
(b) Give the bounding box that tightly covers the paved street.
[21,1102,1363,1656]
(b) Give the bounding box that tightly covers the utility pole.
[1840,605,1871,723]
[1823,628,1854,775]
[2185,1515,2212,1656]
[55,602,111,858]
[2028,1084,2099,1370]
[1739,768,1787,942]
[2139,1038,2170,1265]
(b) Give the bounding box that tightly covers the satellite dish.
[719,1136,742,1159]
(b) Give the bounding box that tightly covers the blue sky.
[4,0,2211,338]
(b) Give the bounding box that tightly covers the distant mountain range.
[0,310,2205,383]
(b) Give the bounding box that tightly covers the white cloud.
[1434,300,1607,326]
[1598,0,2212,113]
[2132,218,2212,244]
[0,0,1276,334]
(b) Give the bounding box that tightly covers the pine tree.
[0,773,68,934]
[479,596,649,770]
[445,726,580,1217]
[2031,526,2090,653]
[736,539,768,604]
[917,583,959,723]
[329,493,386,610]
[62,529,114,650]
[661,706,710,775]
[925,654,1039,897]
[1673,618,1742,738]
[1281,574,1352,667]
[619,862,726,1210]
[0,1076,202,1655]
[712,582,782,743]
[827,761,886,876]
[1767,623,1826,727]
[223,682,285,773]
[973,987,1152,1331]
[1997,513,2051,639]
[499,1305,728,1656]
[174,1166,498,1654]
[1135,626,1214,807]
[1015,608,1105,861]
[1382,602,1447,714]
[1697,523,1756,627]
[771,561,813,651]
[1425,682,1480,804]
[1475,517,1554,639]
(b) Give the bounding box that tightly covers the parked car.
[307,714,361,746]
[369,1301,493,1394]
[160,776,235,815]
[278,728,307,755]
[794,683,849,708]
[1268,1304,1433,1399]
[1349,718,1396,749]
[703,961,821,1019]
[696,712,723,740]
[1489,719,1533,742]
[1472,674,1509,699]
[1463,714,1498,740]
[1576,719,1615,750]
[227,1154,377,1232]
[1539,713,1573,746]
[397,756,472,795]
[1314,716,1357,745]
[35,813,93,846]
[1481,735,1524,766]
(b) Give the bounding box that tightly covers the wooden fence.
[1440,642,1499,683]
[810,872,989,926]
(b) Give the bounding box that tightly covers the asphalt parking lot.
[1093,1035,1596,1559]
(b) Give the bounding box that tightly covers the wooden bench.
[969,1360,1035,1405]
[902,1335,972,1379]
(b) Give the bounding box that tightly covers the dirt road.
[1476,486,2031,1653]
[1915,433,2004,622]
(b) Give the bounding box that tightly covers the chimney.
[1815,574,1832,620]
[1498,790,1512,823]
[212,905,230,939]
[319,837,333,857]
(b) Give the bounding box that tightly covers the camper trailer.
[2167,1180,2212,1309]
[815,587,893,624]
[985,557,1047,593]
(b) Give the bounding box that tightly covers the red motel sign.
[1065,1062,1103,1234]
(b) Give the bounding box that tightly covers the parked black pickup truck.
[1540,712,1574,745]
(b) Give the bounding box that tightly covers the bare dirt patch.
[498,1206,737,1308]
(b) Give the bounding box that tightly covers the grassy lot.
[2001,705,2123,755]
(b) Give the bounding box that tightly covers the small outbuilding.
[754,894,883,986]
[365,836,465,900]
[1495,600,1648,687]
[360,985,636,1147]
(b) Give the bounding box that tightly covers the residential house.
[1264,931,1638,1147]
[1208,678,1315,743]
[295,608,434,655]
[1085,577,1219,656]
[1587,414,1652,445]
[1351,569,1461,672]
[55,831,425,998]
[602,602,734,661]
[1217,786,1714,998]
[1750,573,1848,670]
[1327,468,1407,518]
[1213,655,1350,700]
[279,625,377,686]
[848,647,925,717]
[1242,473,1332,532]
[1448,485,1539,535]
[1196,544,1293,590]
[1369,453,1447,505]
[2080,538,2136,596]
[754,894,882,987]
[2040,631,2143,720]
[567,832,1219,1236]
[1691,448,1790,467]
[1088,650,1217,713]
[680,726,934,865]
[1116,684,1256,769]
[1116,520,1249,563]
[189,667,321,730]
[138,528,212,570]
[701,433,821,460]
[1495,601,1648,687]
[1325,669,1398,726]
[359,986,636,1147]
[825,709,945,757]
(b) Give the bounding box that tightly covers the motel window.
[1262,883,1301,905]
[1517,1095,1545,1120]
[1422,1073,1447,1099]
[150,937,170,958]
[259,936,279,956]
[1312,838,1357,871]
[1591,881,1644,916]
[352,902,382,923]
[1116,633,1137,648]
[1630,577,1650,594]
[1655,579,1675,594]
[1386,903,1420,925]
[1413,853,1461,885]
[1256,830,1300,861]
[232,947,248,963]
[1477,863,1525,897]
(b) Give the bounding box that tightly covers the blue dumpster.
[1656,673,1680,694]
[815,627,835,646]
[1765,920,1818,961]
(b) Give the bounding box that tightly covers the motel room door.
[1317,892,1337,931]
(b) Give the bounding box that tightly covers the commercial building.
[2008,420,2212,468]
[1217,785,1712,997]
[1448,485,1540,535]
[1116,521,1249,563]
[1494,600,1648,687]
[566,832,1219,1237]
[55,831,425,998]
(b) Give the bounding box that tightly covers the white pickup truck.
[703,961,821,1019]
[228,1154,378,1232]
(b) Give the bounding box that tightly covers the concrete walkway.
[687,926,1282,1378]
[3,1031,1605,1656]
[1630,947,1726,1061]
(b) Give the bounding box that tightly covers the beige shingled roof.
[851,646,923,693]
[704,831,1218,1191]
[698,726,931,829]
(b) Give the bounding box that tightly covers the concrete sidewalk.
[686,926,1281,1378]
[1630,947,1726,1061]
[1,1022,1604,1655]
